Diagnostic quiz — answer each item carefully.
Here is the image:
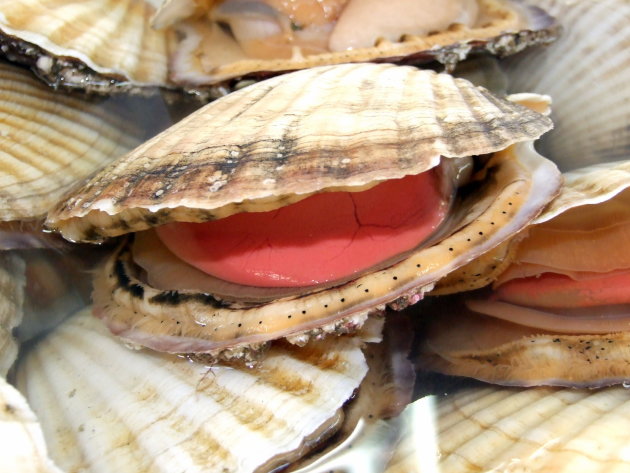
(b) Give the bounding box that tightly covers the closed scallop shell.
[0,61,147,223]
[163,0,559,87]
[46,63,554,242]
[16,307,369,473]
[0,376,62,473]
[383,385,630,473]
[0,252,24,376]
[0,0,172,93]
[503,0,630,170]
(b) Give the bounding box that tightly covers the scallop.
[419,160,630,387]
[382,384,630,473]
[44,62,560,362]
[0,252,25,376]
[0,60,154,244]
[0,0,172,93]
[0,376,62,473]
[502,0,630,170]
[157,0,559,87]
[15,306,370,473]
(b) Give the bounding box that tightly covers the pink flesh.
[495,270,630,308]
[156,171,447,287]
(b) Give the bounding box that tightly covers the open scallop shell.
[418,160,630,387]
[16,306,369,473]
[502,0,630,170]
[0,376,62,473]
[45,63,560,362]
[0,61,149,225]
[0,0,172,93]
[163,0,559,87]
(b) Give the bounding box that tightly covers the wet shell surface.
[0,61,146,223]
[503,0,630,170]
[44,63,560,361]
[418,160,630,387]
[383,384,630,473]
[16,307,369,473]
[0,0,172,93]
[163,0,559,86]
[0,251,24,377]
[0,376,62,473]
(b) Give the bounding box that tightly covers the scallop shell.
[0,252,25,376]
[16,306,369,473]
[0,61,149,223]
[0,0,172,93]
[163,0,559,87]
[43,63,560,361]
[0,376,62,473]
[418,161,630,387]
[47,63,553,241]
[383,384,630,473]
[502,0,630,170]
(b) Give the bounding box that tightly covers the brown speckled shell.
[46,62,553,243]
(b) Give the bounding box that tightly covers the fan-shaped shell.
[0,0,172,93]
[0,61,149,223]
[503,0,630,170]
[16,307,369,473]
[0,377,62,473]
[162,0,559,86]
[46,63,553,242]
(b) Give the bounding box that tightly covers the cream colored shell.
[46,62,553,242]
[0,0,171,91]
[0,377,62,473]
[0,252,24,376]
[0,62,145,221]
[16,307,369,473]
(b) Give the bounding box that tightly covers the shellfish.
[0,252,25,376]
[156,0,559,87]
[45,62,561,362]
[419,160,630,387]
[0,0,173,93]
[16,306,370,473]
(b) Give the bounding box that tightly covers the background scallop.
[503,0,630,170]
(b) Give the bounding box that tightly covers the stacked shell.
[44,62,561,363]
[419,160,630,387]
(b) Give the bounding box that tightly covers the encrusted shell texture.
[0,0,172,92]
[0,61,146,222]
[16,307,369,473]
[46,62,553,243]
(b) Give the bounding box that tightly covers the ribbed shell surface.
[0,0,171,90]
[503,0,630,170]
[16,308,369,473]
[0,252,24,376]
[0,62,144,221]
[385,386,630,473]
[0,377,62,473]
[46,63,553,242]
